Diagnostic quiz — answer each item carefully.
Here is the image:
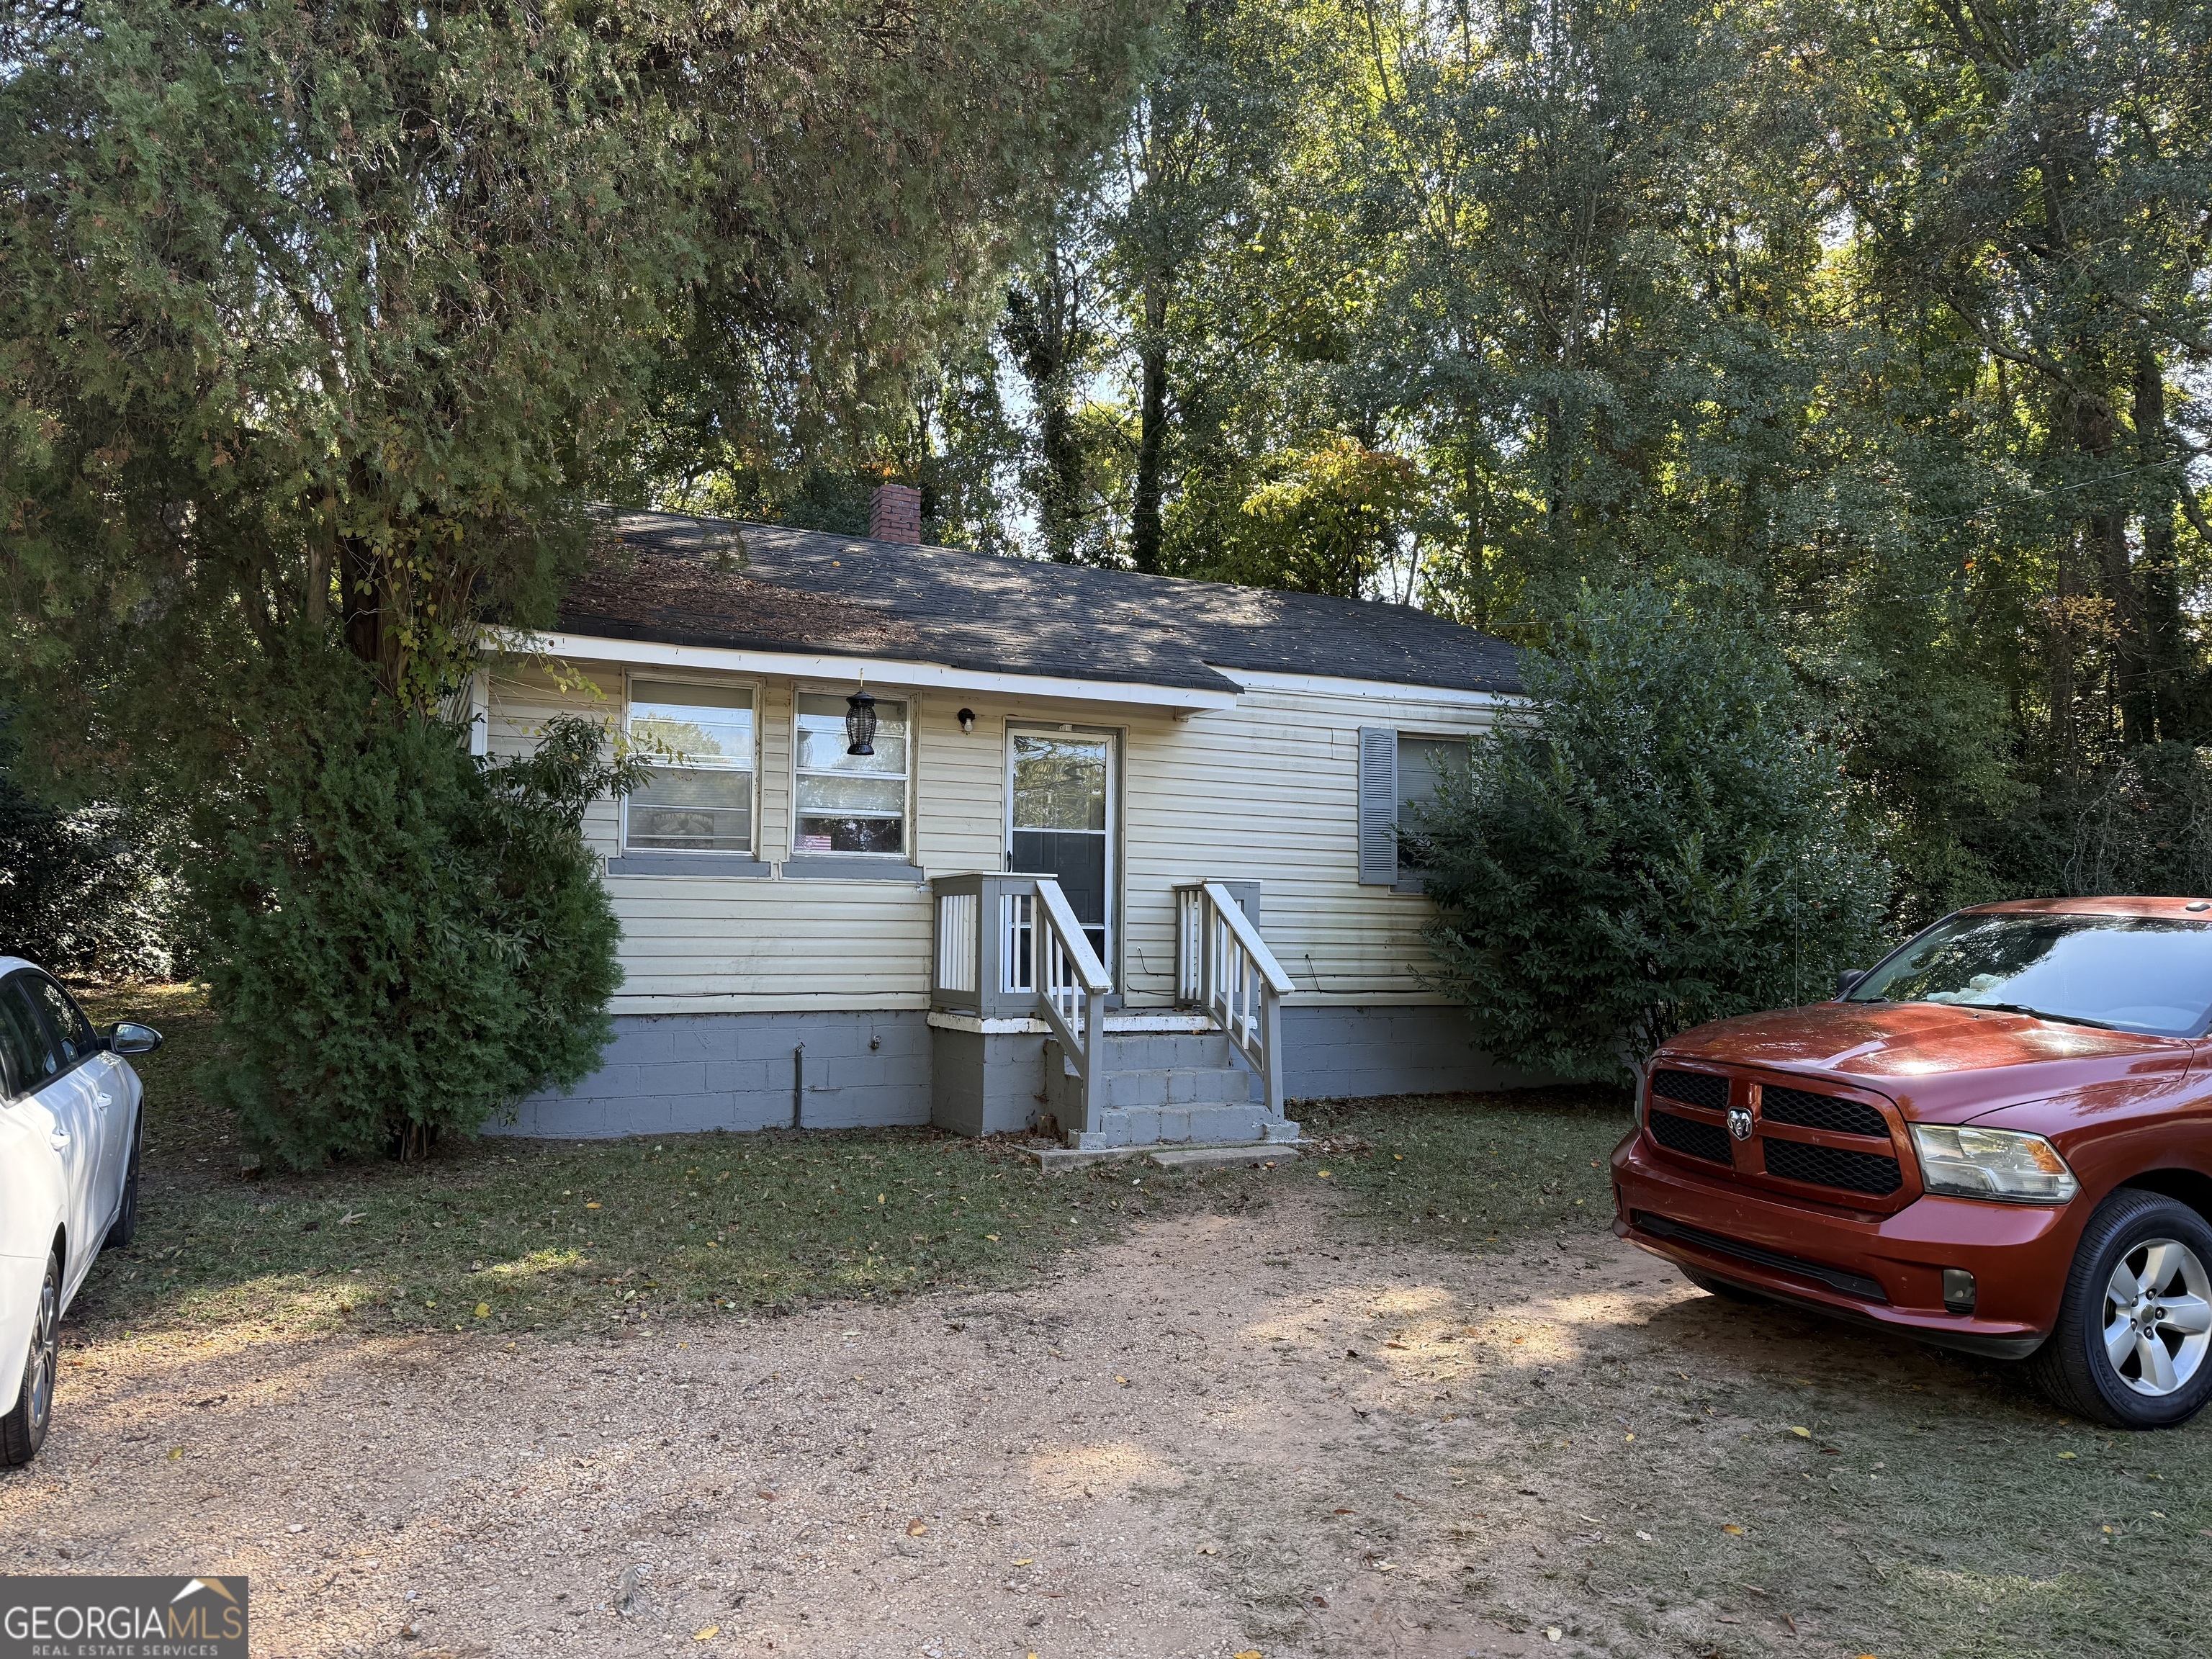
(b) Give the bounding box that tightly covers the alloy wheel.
[2102,1237,2212,1397]
[25,1261,58,1434]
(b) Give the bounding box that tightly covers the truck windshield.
[1847,912,2212,1037]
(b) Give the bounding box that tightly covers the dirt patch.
[6,1192,2205,1658]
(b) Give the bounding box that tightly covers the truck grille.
[1650,1068,1727,1110]
[1763,1138,1902,1196]
[1761,1085,1887,1138]
[1649,1107,1732,1165]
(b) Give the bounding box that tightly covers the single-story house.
[480,487,1527,1148]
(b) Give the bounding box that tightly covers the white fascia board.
[1215,666,1524,709]
[489,629,1240,712]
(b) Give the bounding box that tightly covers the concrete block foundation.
[499,1002,1537,1141]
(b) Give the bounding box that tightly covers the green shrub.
[1411,585,1893,1083]
[194,660,645,1165]
[0,716,183,980]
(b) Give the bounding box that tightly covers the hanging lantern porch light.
[844,686,878,756]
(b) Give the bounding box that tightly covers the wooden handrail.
[1174,881,1292,1120]
[1200,882,1295,994]
[1019,877,1110,1140]
[1033,880,1112,992]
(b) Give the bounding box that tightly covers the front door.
[1009,728,1116,966]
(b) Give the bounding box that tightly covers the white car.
[0,956,158,1465]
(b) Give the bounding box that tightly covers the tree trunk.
[2077,382,2149,746]
[1131,282,1169,574]
[2134,344,2188,740]
[338,531,385,682]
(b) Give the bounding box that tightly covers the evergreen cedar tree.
[1412,587,1892,1085]
[194,664,652,1167]
[0,0,1148,1158]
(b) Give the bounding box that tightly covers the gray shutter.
[1357,727,1398,885]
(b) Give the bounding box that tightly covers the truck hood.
[1655,1000,2198,1124]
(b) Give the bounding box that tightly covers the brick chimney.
[868,482,922,544]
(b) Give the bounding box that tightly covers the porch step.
[1092,1030,1241,1069]
[1042,1033,1298,1151]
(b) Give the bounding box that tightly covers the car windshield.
[1847,912,2212,1036]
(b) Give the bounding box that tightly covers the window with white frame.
[624,678,756,853]
[793,692,909,855]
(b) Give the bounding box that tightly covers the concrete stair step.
[1093,1031,1238,1069]
[1064,1102,1290,1148]
[1100,1066,1257,1109]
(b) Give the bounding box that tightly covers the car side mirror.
[109,1021,163,1056]
[1835,969,1866,999]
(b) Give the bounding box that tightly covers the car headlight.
[1910,1124,2079,1203]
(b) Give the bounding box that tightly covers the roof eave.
[488,629,1244,713]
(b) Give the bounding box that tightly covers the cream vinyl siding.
[488,657,1496,1014]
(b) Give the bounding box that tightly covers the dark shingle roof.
[562,511,1521,697]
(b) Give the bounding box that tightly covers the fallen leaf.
[1234,1651,1263,1658]
[1789,1426,1812,1439]
[475,1303,490,1319]
[1318,1169,1333,1179]
[1385,1341,1408,1350]
[1114,1375,1130,1385]
[693,1626,719,1641]
[1624,1433,1635,1442]
[1012,1558,1033,1568]
[986,1233,1000,1242]
[755,1490,776,1501]
[1332,1508,1354,1515]
[1722,1524,1745,1535]
[167,1447,183,1460]
[585,1202,601,1210]
[907,1519,927,1537]
[2058,1451,2077,1460]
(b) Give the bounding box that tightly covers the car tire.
[2028,1187,2212,1429]
[0,1251,60,1467]
[106,1108,143,1249]
[1683,1268,1766,1304]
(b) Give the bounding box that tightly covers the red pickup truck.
[1611,897,2212,1429]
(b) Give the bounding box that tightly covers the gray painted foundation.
[1278,1004,1546,1099]
[927,1026,1049,1138]
[500,1002,1537,1140]
[497,1010,932,1138]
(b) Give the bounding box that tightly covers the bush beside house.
[1413,585,1894,1084]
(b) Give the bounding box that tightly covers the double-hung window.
[624,679,757,853]
[793,692,909,856]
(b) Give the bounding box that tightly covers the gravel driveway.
[1,1190,2036,1658]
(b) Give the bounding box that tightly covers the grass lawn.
[73,984,1622,1345]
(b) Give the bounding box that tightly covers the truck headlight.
[1911,1124,2078,1203]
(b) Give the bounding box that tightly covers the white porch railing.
[1174,881,1295,1117]
[1027,879,1112,1127]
